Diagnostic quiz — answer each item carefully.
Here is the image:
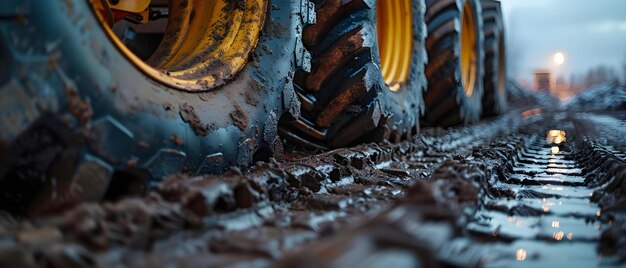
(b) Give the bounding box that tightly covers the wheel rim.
[89,0,268,91]
[376,0,413,92]
[460,0,478,97]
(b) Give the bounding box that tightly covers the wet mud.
[1,108,626,267]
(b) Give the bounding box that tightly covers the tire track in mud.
[573,112,626,160]
[440,112,626,267]
[14,110,626,267]
[4,110,625,267]
[570,112,626,263]
[465,135,605,267]
[272,112,626,267]
[0,113,527,267]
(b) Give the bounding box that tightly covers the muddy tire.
[422,0,485,127]
[0,0,314,215]
[278,0,427,150]
[480,0,507,116]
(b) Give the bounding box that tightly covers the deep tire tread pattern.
[422,0,485,127]
[480,0,507,116]
[280,0,428,150]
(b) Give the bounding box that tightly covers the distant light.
[516,248,527,261]
[553,52,565,65]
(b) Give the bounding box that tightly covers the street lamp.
[553,52,565,99]
[554,52,565,66]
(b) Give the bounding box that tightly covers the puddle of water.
[520,148,571,160]
[512,166,582,175]
[534,173,585,184]
[506,173,585,186]
[515,185,594,199]
[485,240,602,267]
[485,197,599,217]
[467,133,613,267]
[516,154,574,164]
[469,211,600,241]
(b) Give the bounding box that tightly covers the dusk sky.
[500,0,626,86]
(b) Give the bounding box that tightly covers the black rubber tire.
[422,0,485,127]
[278,0,427,150]
[0,0,314,215]
[480,0,507,116]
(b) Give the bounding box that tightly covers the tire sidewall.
[0,0,307,175]
[373,0,427,138]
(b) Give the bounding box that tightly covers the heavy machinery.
[0,0,506,215]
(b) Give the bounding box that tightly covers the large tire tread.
[480,0,507,116]
[422,0,484,127]
[280,0,427,150]
[0,0,315,215]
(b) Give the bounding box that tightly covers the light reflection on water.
[551,146,560,154]
[473,131,610,266]
[516,248,527,261]
[546,130,566,144]
[553,231,565,240]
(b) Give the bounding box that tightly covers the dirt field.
[2,86,626,267]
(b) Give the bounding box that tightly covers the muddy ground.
[2,86,626,267]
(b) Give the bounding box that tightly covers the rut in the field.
[3,110,626,267]
[467,133,605,266]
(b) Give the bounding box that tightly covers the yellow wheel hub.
[460,0,478,97]
[376,0,413,92]
[497,34,506,96]
[90,0,268,91]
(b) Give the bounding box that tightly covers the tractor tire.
[278,0,427,150]
[480,0,507,116]
[422,0,485,127]
[0,0,314,215]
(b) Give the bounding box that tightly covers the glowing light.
[551,146,560,154]
[546,130,566,144]
[567,232,574,240]
[554,52,565,65]
[553,231,564,240]
[516,248,527,261]
[551,221,560,228]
